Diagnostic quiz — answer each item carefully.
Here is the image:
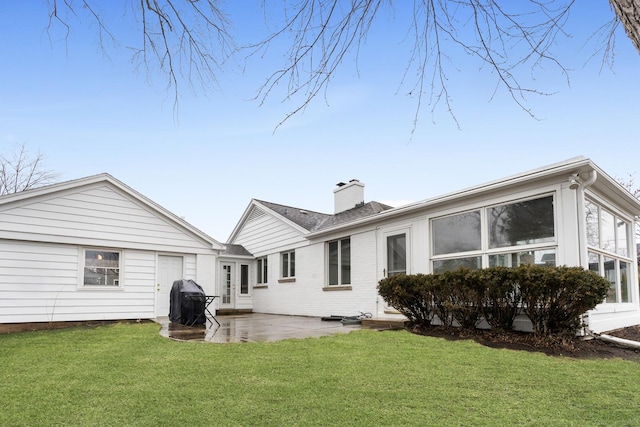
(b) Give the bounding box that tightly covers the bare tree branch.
[243,1,614,132]
[41,1,640,130]
[0,144,59,196]
[45,0,235,113]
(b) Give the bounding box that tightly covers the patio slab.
[155,313,391,343]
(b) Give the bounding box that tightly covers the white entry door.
[156,255,183,317]
[220,262,235,308]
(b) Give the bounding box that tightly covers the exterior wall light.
[569,174,581,190]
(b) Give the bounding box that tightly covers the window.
[586,200,633,304]
[83,249,120,286]
[432,211,481,255]
[431,211,482,272]
[488,249,556,268]
[488,196,554,248]
[281,250,295,278]
[387,234,406,276]
[433,256,481,274]
[240,264,249,294]
[328,238,351,285]
[257,257,268,284]
[431,195,557,274]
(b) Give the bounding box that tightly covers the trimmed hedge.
[378,265,610,336]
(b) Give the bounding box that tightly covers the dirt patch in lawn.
[409,324,640,361]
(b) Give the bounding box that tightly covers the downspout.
[572,169,597,334]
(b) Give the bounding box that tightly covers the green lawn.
[1,322,639,426]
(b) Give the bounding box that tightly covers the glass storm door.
[221,262,235,307]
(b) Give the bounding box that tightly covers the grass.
[1,322,639,426]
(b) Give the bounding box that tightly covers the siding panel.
[0,183,209,251]
[0,242,157,323]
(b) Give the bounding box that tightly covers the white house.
[0,173,223,325]
[226,157,640,334]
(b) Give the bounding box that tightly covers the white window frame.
[585,198,635,304]
[281,250,295,279]
[430,193,558,273]
[240,263,250,295]
[327,237,351,286]
[257,256,268,285]
[80,248,122,288]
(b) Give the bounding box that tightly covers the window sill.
[322,285,352,291]
[79,286,124,291]
[593,302,637,313]
[278,278,296,283]
[253,284,268,289]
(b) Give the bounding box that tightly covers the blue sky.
[1,1,639,241]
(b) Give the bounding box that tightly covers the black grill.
[169,279,207,326]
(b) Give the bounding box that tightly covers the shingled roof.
[255,199,393,233]
[221,243,254,257]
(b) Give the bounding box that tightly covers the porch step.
[216,309,253,315]
[362,318,406,330]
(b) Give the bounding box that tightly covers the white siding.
[0,241,156,323]
[0,184,212,253]
[234,211,306,255]
[0,179,221,324]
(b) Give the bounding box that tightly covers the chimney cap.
[336,182,347,187]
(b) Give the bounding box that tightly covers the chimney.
[334,179,365,213]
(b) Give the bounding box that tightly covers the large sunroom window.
[431,194,557,273]
[586,200,633,303]
[488,196,555,248]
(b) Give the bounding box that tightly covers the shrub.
[477,267,522,331]
[438,269,484,329]
[377,265,610,337]
[378,274,436,327]
[517,265,610,336]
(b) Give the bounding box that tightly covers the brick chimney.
[334,179,364,213]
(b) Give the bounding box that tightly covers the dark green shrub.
[439,268,484,329]
[378,274,436,327]
[378,265,610,337]
[477,267,522,331]
[517,265,610,336]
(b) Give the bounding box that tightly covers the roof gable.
[0,173,223,250]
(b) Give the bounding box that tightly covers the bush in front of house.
[517,266,611,336]
[377,265,610,337]
[377,273,437,326]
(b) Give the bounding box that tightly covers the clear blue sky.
[1,1,638,241]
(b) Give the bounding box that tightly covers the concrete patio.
[156,312,402,343]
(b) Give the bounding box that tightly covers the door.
[156,255,183,317]
[220,262,236,308]
[383,231,409,313]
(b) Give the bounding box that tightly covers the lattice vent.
[247,207,266,222]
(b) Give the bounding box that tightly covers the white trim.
[78,247,123,289]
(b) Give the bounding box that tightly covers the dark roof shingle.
[255,199,393,233]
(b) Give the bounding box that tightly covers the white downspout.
[574,170,598,268]
[573,170,597,334]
